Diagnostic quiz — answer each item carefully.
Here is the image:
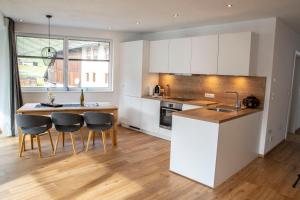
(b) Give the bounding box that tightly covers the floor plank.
[0,127,300,200]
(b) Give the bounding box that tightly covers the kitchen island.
[170,107,262,188]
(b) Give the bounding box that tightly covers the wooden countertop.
[17,102,118,113]
[142,96,217,106]
[173,107,262,123]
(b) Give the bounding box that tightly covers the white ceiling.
[1,0,300,33]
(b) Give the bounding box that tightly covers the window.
[68,39,110,88]
[17,36,64,88]
[16,35,112,91]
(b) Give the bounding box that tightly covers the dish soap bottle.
[80,89,85,106]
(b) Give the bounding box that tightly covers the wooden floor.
[1,127,300,200]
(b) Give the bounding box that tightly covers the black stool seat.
[86,124,112,132]
[22,126,51,135]
[54,125,82,133]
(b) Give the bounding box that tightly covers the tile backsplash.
[159,74,266,107]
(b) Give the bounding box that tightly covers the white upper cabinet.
[218,32,252,76]
[120,40,157,97]
[149,40,169,73]
[120,41,143,97]
[191,35,218,75]
[169,38,192,74]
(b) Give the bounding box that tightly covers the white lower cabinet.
[119,96,142,128]
[170,111,262,188]
[140,98,160,133]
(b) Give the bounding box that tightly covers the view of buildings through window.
[17,35,111,90]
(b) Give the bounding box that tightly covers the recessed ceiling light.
[226,4,233,8]
[173,13,179,18]
[136,21,141,25]
[18,19,23,22]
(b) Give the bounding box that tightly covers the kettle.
[242,95,260,108]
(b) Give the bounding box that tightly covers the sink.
[206,107,237,112]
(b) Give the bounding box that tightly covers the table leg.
[30,135,34,149]
[112,110,118,146]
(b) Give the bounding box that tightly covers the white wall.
[267,20,300,153]
[142,18,277,155]
[0,15,12,136]
[289,57,300,133]
[15,23,142,105]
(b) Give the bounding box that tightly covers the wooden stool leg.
[36,135,42,158]
[30,135,34,149]
[85,130,93,152]
[53,133,61,155]
[101,131,107,152]
[47,130,54,152]
[70,133,77,155]
[19,134,26,157]
[62,132,65,147]
[109,128,114,144]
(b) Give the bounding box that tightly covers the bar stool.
[16,114,54,158]
[84,112,114,152]
[51,112,84,155]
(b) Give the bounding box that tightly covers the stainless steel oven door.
[159,107,181,130]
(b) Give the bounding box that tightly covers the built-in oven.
[160,101,183,130]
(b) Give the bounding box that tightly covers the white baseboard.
[121,123,171,141]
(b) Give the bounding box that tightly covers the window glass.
[17,36,64,87]
[67,39,110,88]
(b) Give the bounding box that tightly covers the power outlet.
[205,93,215,98]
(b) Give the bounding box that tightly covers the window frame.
[16,33,113,93]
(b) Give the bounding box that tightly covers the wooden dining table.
[16,102,118,151]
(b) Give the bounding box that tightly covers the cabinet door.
[140,98,160,133]
[120,41,143,97]
[119,96,142,128]
[169,38,192,74]
[149,40,169,73]
[191,35,218,74]
[218,32,252,76]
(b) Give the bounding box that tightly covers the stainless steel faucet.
[225,91,241,110]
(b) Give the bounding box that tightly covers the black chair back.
[16,114,52,134]
[51,112,84,132]
[84,112,114,126]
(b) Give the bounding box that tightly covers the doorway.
[288,52,300,134]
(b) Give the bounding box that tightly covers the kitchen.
[1,1,300,199]
[119,33,266,188]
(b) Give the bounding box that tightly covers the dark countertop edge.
[173,108,263,124]
[142,96,218,106]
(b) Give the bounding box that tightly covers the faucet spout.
[225,91,241,110]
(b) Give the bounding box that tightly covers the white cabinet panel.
[218,32,252,76]
[191,35,218,74]
[169,38,192,74]
[149,40,169,73]
[141,98,160,133]
[120,41,143,97]
[119,96,142,128]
